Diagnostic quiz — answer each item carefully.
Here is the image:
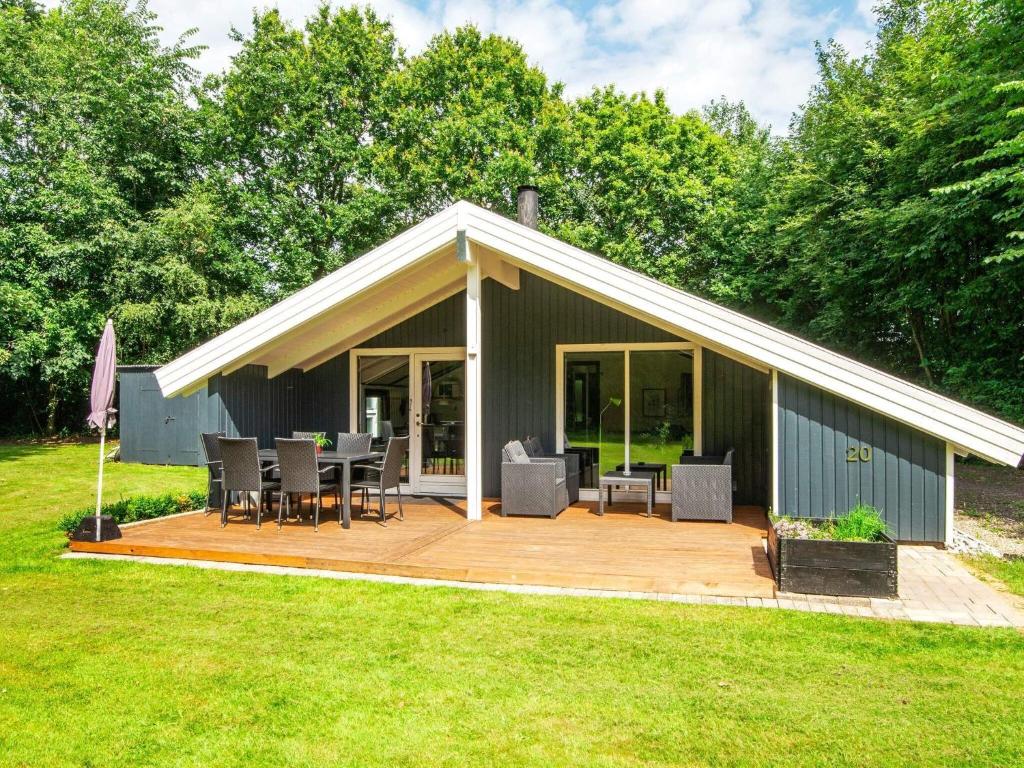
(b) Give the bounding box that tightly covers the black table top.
[257,448,383,464]
[615,461,667,470]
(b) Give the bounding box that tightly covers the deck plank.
[70,499,775,598]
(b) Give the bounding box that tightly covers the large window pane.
[421,360,465,478]
[629,350,694,490]
[564,351,625,488]
[357,355,409,482]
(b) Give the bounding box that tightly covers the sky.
[65,0,880,131]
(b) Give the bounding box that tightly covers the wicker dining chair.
[275,438,339,532]
[335,432,372,454]
[351,437,408,525]
[200,431,225,515]
[218,437,279,529]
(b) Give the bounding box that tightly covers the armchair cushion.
[503,440,532,464]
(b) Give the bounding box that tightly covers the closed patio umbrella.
[86,319,117,542]
[422,361,432,419]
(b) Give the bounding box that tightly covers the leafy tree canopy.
[2,0,1023,434]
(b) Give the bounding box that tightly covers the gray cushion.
[504,440,531,464]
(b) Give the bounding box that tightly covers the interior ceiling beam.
[479,251,520,290]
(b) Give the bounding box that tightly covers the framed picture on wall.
[642,388,666,417]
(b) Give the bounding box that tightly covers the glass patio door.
[559,344,696,499]
[411,352,466,495]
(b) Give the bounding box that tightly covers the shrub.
[58,489,206,535]
[829,504,889,542]
[772,504,889,542]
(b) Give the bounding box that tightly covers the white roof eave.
[153,201,1024,468]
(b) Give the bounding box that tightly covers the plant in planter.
[313,434,332,454]
[767,505,898,598]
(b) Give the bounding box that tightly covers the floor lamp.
[598,396,622,477]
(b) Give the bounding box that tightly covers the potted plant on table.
[767,504,897,598]
[313,434,332,455]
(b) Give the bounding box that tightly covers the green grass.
[566,432,684,474]
[2,443,1024,766]
[964,555,1024,597]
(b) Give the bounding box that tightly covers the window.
[558,344,698,493]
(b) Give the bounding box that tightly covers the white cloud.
[40,0,878,132]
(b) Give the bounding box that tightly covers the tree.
[0,0,199,433]
[763,0,1024,421]
[197,4,401,293]
[378,26,566,221]
[548,88,735,289]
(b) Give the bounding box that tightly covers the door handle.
[164,416,176,424]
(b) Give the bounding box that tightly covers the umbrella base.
[71,515,122,542]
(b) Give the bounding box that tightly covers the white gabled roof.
[156,201,1024,467]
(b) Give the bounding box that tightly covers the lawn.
[964,555,1024,597]
[565,431,686,475]
[2,443,1024,767]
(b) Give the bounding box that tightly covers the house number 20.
[846,445,872,463]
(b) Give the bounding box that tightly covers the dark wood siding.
[776,373,946,542]
[481,272,679,496]
[122,272,769,515]
[365,292,465,347]
[701,351,770,506]
[214,355,348,449]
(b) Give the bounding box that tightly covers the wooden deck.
[70,499,776,598]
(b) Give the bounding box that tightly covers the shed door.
[136,376,200,465]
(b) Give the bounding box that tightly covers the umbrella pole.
[95,424,106,542]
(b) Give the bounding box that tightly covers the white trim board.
[155,200,1024,468]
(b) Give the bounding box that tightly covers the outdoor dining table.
[258,448,384,529]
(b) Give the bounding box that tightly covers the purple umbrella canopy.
[87,319,118,542]
[422,360,432,418]
[87,319,117,431]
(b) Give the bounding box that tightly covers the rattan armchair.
[671,448,734,522]
[500,440,569,518]
[523,436,580,503]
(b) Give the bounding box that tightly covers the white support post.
[693,346,703,456]
[945,443,955,547]
[771,369,779,515]
[623,350,631,474]
[465,249,483,521]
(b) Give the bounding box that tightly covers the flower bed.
[59,489,206,538]
[767,506,898,598]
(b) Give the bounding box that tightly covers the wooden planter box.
[767,523,897,598]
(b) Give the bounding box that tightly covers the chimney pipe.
[517,185,539,229]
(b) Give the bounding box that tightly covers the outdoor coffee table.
[614,461,667,491]
[598,470,656,518]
